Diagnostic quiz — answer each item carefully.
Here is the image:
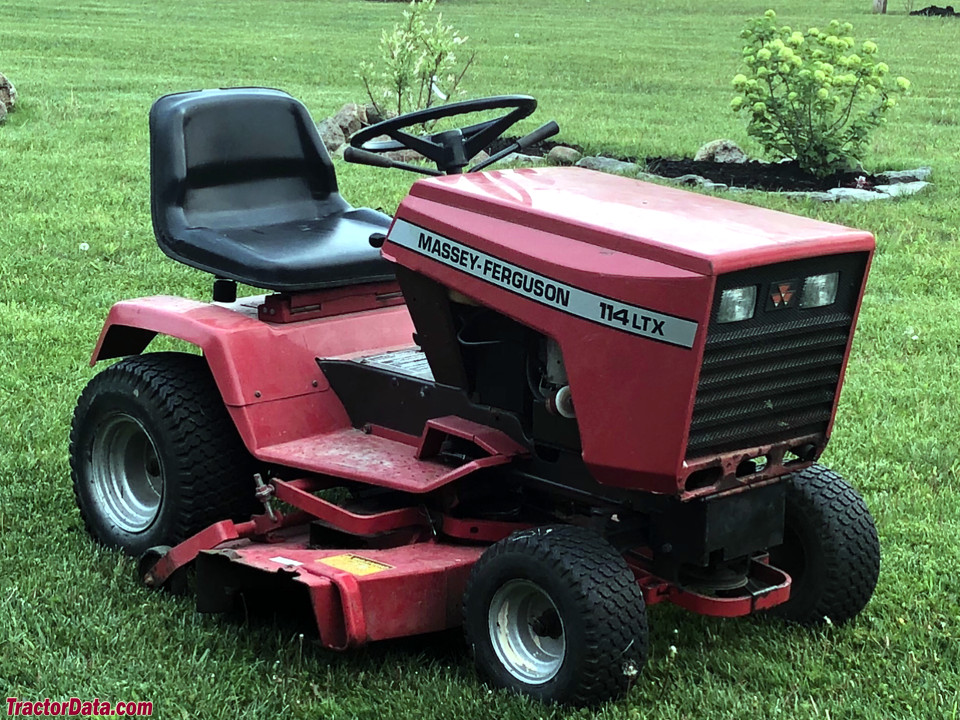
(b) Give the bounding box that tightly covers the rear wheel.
[70,352,260,556]
[463,525,648,706]
[768,464,880,625]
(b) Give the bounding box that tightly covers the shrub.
[358,0,476,121]
[731,10,910,176]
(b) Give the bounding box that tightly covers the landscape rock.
[317,117,345,153]
[781,191,836,203]
[702,181,728,191]
[827,187,892,202]
[576,156,639,175]
[364,103,396,126]
[668,173,729,191]
[385,149,425,164]
[334,103,366,138]
[0,73,16,110]
[471,150,491,165]
[671,173,707,186]
[364,103,385,126]
[694,139,748,164]
[875,181,932,198]
[875,167,932,184]
[546,145,582,165]
[502,152,546,166]
[0,102,7,124]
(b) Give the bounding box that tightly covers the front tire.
[70,352,259,556]
[768,464,880,625]
[463,525,648,706]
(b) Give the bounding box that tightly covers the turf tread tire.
[70,352,260,556]
[770,464,880,625]
[462,525,648,706]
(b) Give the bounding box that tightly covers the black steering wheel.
[349,95,537,174]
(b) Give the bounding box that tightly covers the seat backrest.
[150,88,349,243]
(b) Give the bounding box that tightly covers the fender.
[91,295,416,450]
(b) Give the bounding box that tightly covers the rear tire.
[462,525,648,706]
[70,352,260,556]
[768,464,879,625]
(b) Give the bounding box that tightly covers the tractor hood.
[402,167,874,275]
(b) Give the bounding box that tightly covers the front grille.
[686,254,867,458]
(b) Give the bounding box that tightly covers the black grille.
[687,253,867,457]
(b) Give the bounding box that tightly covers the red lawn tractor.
[70,88,880,706]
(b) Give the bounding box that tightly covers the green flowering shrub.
[731,10,910,176]
[358,0,476,121]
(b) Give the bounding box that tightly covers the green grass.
[1,0,959,718]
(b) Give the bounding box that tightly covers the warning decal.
[318,554,395,576]
[388,219,698,349]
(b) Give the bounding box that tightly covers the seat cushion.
[159,207,394,291]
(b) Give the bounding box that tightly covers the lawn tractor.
[70,88,881,706]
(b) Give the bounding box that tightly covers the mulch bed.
[643,158,878,192]
[490,136,877,192]
[910,5,960,16]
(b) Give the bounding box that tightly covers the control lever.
[469,121,560,172]
[343,146,443,177]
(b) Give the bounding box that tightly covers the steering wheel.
[349,95,537,174]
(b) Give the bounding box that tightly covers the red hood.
[407,167,875,275]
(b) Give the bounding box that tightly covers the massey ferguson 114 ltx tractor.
[70,89,880,705]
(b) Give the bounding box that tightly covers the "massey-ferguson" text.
[417,233,571,308]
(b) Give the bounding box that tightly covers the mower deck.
[197,534,485,649]
[152,506,792,651]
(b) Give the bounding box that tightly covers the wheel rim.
[88,413,164,533]
[488,579,565,685]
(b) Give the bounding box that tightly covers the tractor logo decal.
[388,219,699,349]
[767,279,799,310]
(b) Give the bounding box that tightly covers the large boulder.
[875,181,932,198]
[694,139,748,164]
[547,145,582,166]
[333,103,366,138]
[0,73,17,111]
[364,103,391,126]
[876,167,932,184]
[317,117,345,153]
[0,102,6,125]
[575,156,639,175]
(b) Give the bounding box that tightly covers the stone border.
[574,155,933,203]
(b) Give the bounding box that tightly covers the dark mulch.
[488,137,877,192]
[910,5,960,15]
[644,157,879,192]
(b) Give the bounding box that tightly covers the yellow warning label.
[318,554,394,576]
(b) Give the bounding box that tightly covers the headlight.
[800,272,839,308]
[717,286,757,323]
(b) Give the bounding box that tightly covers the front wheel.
[768,464,880,625]
[462,525,648,706]
[70,352,260,556]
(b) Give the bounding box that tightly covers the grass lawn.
[1,0,959,718]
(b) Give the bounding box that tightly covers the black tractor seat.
[149,87,394,292]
